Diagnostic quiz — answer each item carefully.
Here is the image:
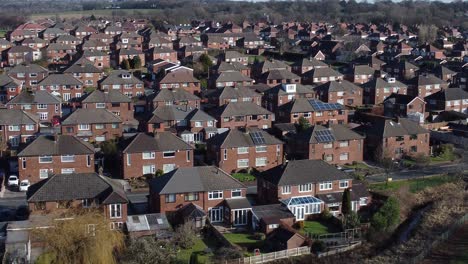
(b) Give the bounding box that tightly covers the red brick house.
[0,74,22,103]
[213,102,274,129]
[21,38,48,50]
[43,43,76,64]
[148,88,201,110]
[207,128,284,173]
[121,132,193,178]
[277,98,348,125]
[206,86,262,106]
[7,64,48,90]
[38,74,83,102]
[6,90,61,123]
[260,69,301,87]
[383,61,419,80]
[355,117,430,160]
[362,77,408,105]
[302,67,344,85]
[81,50,111,69]
[212,61,251,77]
[149,166,251,226]
[212,70,254,89]
[117,48,145,68]
[17,135,95,183]
[63,59,103,88]
[158,68,201,95]
[61,108,123,142]
[291,58,328,75]
[287,124,364,165]
[425,88,468,114]
[347,65,376,84]
[313,80,363,107]
[147,47,178,63]
[27,172,128,228]
[100,70,144,98]
[73,26,98,38]
[383,94,426,124]
[7,46,42,66]
[407,74,448,98]
[263,83,316,113]
[0,109,39,149]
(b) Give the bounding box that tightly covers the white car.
[19,180,30,192]
[8,175,19,186]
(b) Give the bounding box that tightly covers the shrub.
[311,240,326,254]
[321,208,333,221]
[295,221,304,229]
[214,247,242,260]
[173,222,196,249]
[252,232,265,240]
[371,197,400,232]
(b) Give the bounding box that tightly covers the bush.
[311,240,326,254]
[252,232,266,240]
[295,221,304,230]
[321,208,332,221]
[173,222,196,249]
[214,247,242,260]
[371,197,400,232]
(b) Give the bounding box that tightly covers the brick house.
[291,58,328,75]
[211,70,254,89]
[263,83,315,114]
[260,69,302,87]
[220,50,249,65]
[158,68,201,95]
[424,88,468,114]
[277,98,348,125]
[313,80,363,107]
[257,159,368,220]
[6,90,61,123]
[38,74,83,102]
[347,65,376,84]
[362,77,408,105]
[0,74,22,103]
[206,128,283,173]
[147,36,174,50]
[17,135,95,183]
[287,124,364,165]
[100,70,144,98]
[302,67,344,85]
[383,61,419,80]
[434,65,456,82]
[211,61,251,77]
[73,26,98,38]
[117,48,145,68]
[0,109,39,150]
[63,59,103,88]
[206,86,262,106]
[7,46,42,66]
[383,94,426,124]
[79,90,135,129]
[61,108,123,142]
[81,50,111,69]
[27,172,128,228]
[53,35,82,46]
[316,181,371,217]
[406,74,448,98]
[21,38,48,51]
[43,43,76,64]
[7,64,48,90]
[147,47,178,63]
[147,88,201,110]
[253,59,291,78]
[355,117,430,160]
[120,132,194,178]
[212,102,274,129]
[149,166,251,227]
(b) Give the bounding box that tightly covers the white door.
[210,207,223,223]
[234,209,248,226]
[296,206,305,221]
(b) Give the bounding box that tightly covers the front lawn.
[300,220,341,236]
[177,237,213,264]
[232,173,256,182]
[223,232,264,250]
[370,175,458,193]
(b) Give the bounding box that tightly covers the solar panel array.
[309,99,343,111]
[315,129,335,143]
[250,131,266,145]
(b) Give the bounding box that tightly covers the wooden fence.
[224,246,311,264]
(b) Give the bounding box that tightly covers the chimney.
[154,132,160,140]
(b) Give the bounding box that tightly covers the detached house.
[149,166,251,227]
[0,109,39,149]
[6,91,61,123]
[121,132,193,178]
[100,70,144,98]
[213,102,274,129]
[287,124,364,165]
[27,172,128,229]
[207,128,284,173]
[277,98,348,125]
[61,108,122,142]
[314,80,363,107]
[17,135,95,183]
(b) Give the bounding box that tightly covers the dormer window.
[122,74,131,79]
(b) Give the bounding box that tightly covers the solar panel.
[250,131,266,145]
[315,129,335,143]
[309,99,344,111]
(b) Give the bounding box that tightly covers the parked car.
[8,175,19,186]
[19,180,30,192]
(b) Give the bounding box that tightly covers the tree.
[199,53,213,73]
[414,153,430,168]
[32,211,124,264]
[121,237,176,264]
[418,24,438,45]
[172,222,196,249]
[371,197,400,232]
[341,188,352,215]
[343,211,360,229]
[121,59,130,70]
[297,116,311,132]
[131,56,142,69]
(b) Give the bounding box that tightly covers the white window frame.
[339,140,349,147]
[255,157,267,167]
[299,183,312,193]
[163,151,175,158]
[231,189,242,198]
[282,185,291,194]
[109,204,122,219]
[142,151,156,159]
[237,147,249,154]
[78,124,90,131]
[61,155,75,163]
[255,145,267,153]
[237,159,249,168]
[39,155,53,163]
[339,180,349,189]
[39,169,49,179]
[339,152,349,161]
[208,191,223,200]
[319,181,333,191]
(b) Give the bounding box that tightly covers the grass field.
[370,175,458,193]
[232,173,256,182]
[223,233,264,250]
[300,220,341,236]
[177,237,213,264]
[31,9,162,19]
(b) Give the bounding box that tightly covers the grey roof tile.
[18,135,94,156]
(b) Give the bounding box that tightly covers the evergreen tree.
[132,56,142,69]
[121,59,130,70]
[341,188,351,215]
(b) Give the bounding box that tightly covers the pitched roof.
[362,77,407,90]
[159,69,199,84]
[7,91,61,105]
[261,159,350,186]
[303,67,343,78]
[296,124,364,144]
[18,135,94,156]
[150,88,200,103]
[9,64,48,74]
[214,61,249,73]
[207,86,261,101]
[62,108,121,125]
[216,102,272,117]
[364,117,428,138]
[291,58,328,68]
[425,87,468,101]
[216,71,253,83]
[38,74,82,86]
[101,70,143,85]
[149,166,245,194]
[148,105,211,123]
[313,80,362,94]
[353,65,375,75]
[208,127,283,148]
[80,90,131,103]
[0,109,38,125]
[409,74,447,86]
[383,93,420,105]
[122,132,192,153]
[27,173,127,204]
[64,62,102,74]
[263,69,300,80]
[279,98,344,113]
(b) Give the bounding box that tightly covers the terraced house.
[207,128,284,173]
[17,135,95,183]
[121,132,193,179]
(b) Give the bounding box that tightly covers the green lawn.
[0,30,6,38]
[232,173,256,182]
[343,162,370,170]
[223,233,264,250]
[370,175,458,193]
[300,220,341,236]
[177,237,213,264]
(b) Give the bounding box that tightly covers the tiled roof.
[80,90,131,103]
[122,132,192,153]
[38,74,82,86]
[0,109,38,125]
[7,91,61,105]
[208,127,282,148]
[62,108,121,125]
[18,135,94,156]
[217,102,272,117]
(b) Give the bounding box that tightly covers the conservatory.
[281,196,324,221]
